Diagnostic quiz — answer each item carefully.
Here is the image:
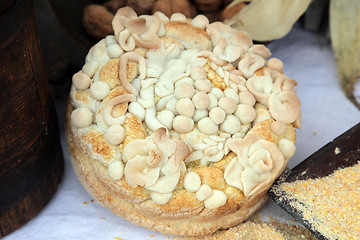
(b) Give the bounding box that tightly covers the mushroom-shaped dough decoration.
[124,127,176,188]
[224,134,284,197]
[246,75,273,107]
[124,127,189,197]
[268,91,300,124]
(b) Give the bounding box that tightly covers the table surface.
[4,22,360,240]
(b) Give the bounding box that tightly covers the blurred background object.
[44,0,312,84]
[223,0,312,41]
[0,0,63,237]
[330,0,360,110]
[36,0,359,108]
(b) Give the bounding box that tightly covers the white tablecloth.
[4,23,360,240]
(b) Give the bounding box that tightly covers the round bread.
[66,7,301,237]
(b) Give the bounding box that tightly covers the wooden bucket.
[0,0,64,237]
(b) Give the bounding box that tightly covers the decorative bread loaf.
[66,7,301,236]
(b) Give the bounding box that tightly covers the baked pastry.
[66,7,301,236]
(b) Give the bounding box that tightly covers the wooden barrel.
[0,0,64,237]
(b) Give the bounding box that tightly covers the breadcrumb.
[279,162,360,240]
[182,216,316,240]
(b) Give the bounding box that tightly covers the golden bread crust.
[164,21,211,50]
[67,123,268,236]
[66,103,289,235]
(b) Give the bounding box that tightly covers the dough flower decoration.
[206,21,252,63]
[112,7,163,51]
[224,133,284,197]
[123,127,190,201]
[246,73,301,124]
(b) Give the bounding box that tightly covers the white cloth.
[4,23,360,240]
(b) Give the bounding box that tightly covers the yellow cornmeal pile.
[279,162,360,240]
[183,217,316,240]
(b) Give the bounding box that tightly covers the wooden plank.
[0,1,63,236]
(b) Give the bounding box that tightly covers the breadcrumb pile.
[183,216,316,240]
[279,162,360,240]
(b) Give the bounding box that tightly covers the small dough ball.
[184,172,201,193]
[105,35,117,46]
[220,115,241,134]
[193,109,208,122]
[207,93,218,110]
[190,66,206,80]
[175,82,195,99]
[108,160,124,180]
[173,116,194,134]
[194,79,212,93]
[107,44,124,59]
[191,15,209,29]
[234,104,256,124]
[151,192,173,205]
[175,77,194,88]
[239,91,256,106]
[157,110,175,130]
[176,98,195,117]
[198,117,218,135]
[105,125,125,145]
[210,87,224,99]
[82,61,99,78]
[170,13,186,22]
[70,107,93,128]
[218,97,237,114]
[271,121,287,136]
[224,88,239,104]
[192,92,210,110]
[209,107,226,124]
[204,190,227,209]
[196,184,212,201]
[279,138,296,159]
[72,71,91,90]
[89,81,110,100]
